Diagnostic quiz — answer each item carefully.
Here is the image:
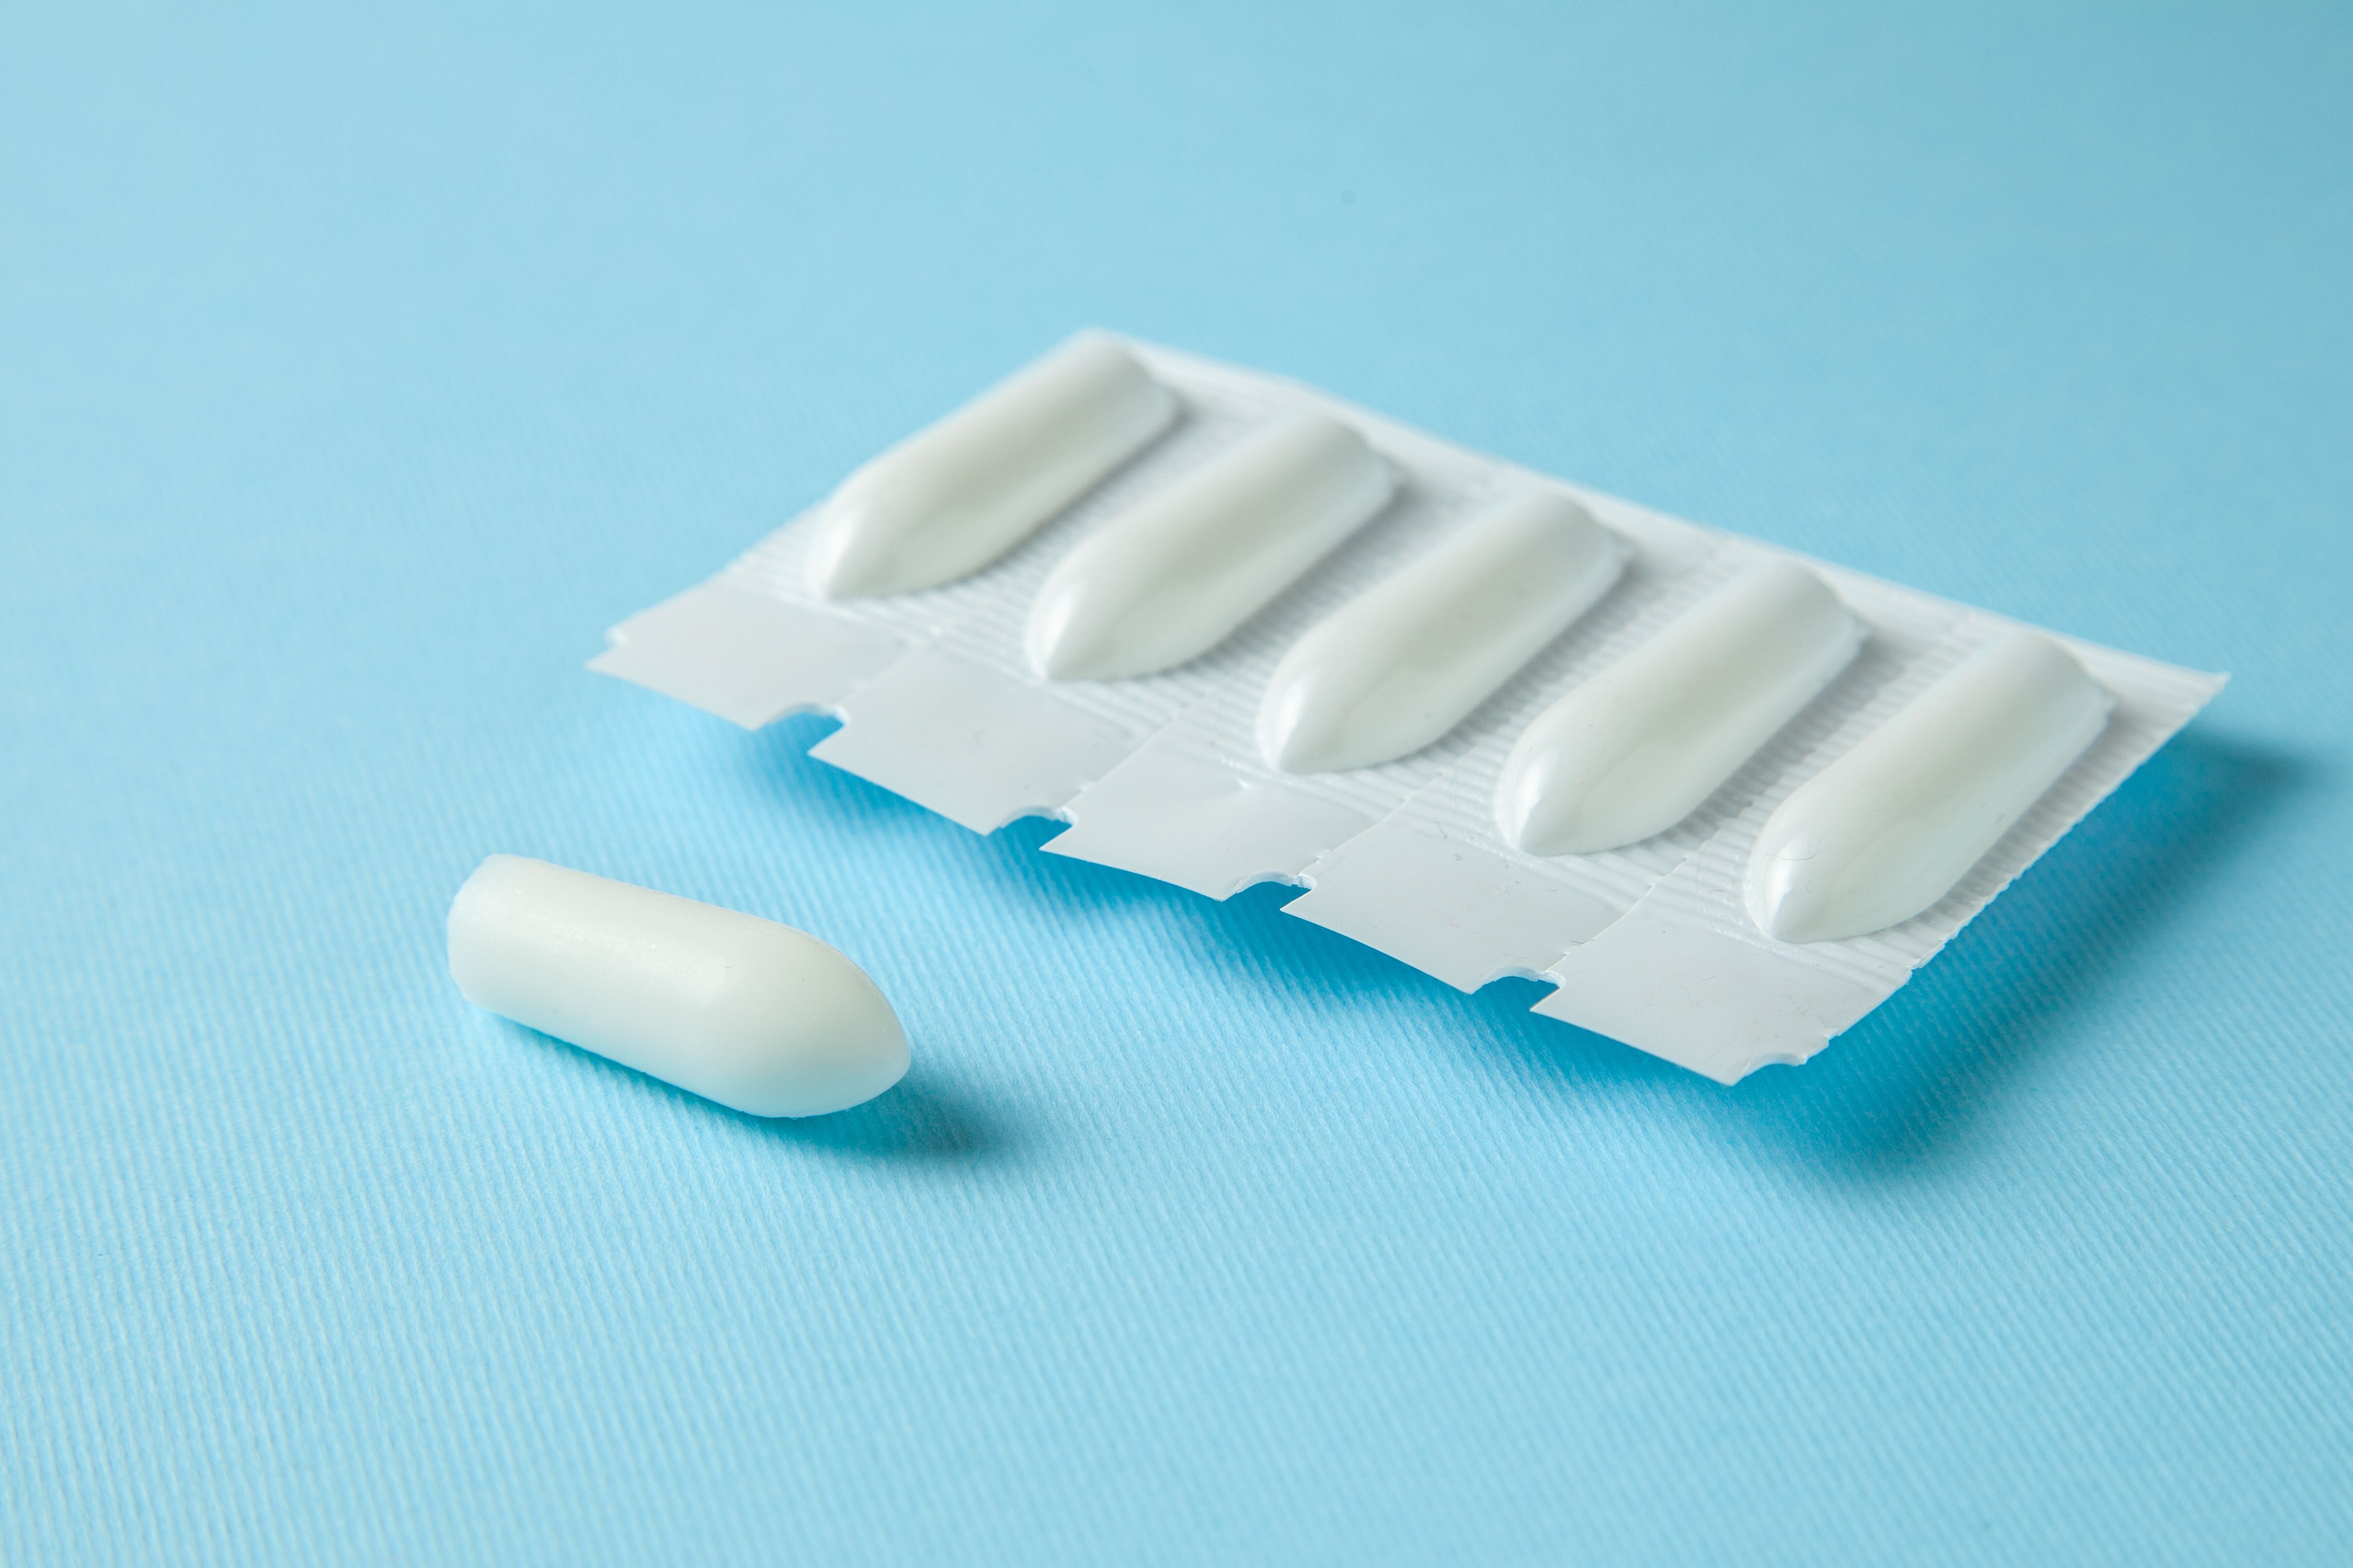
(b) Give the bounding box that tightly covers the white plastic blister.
[592,333,2224,1083]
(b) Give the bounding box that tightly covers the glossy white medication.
[447,855,909,1117]
[1026,412,1396,681]
[1745,632,2115,943]
[603,333,2226,1083]
[1498,561,1863,855]
[809,332,1177,599]
[1256,491,1625,773]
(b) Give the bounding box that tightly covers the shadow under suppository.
[732,708,2313,1173]
[754,1070,1010,1162]
[1714,726,2321,1174]
[500,1013,1015,1164]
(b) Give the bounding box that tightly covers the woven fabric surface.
[4,3,2348,1563]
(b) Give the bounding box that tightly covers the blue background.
[5,3,2348,1562]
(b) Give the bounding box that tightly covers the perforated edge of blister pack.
[591,333,2225,1082]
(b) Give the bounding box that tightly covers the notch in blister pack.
[593,331,2224,1082]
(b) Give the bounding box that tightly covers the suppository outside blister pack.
[591,333,2225,1083]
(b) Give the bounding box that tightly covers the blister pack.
[592,333,2224,1082]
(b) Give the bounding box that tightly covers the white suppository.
[1495,561,1865,856]
[1258,490,1626,774]
[448,855,909,1117]
[1745,632,2117,944]
[589,333,2226,1083]
[1026,411,1397,681]
[809,331,1176,599]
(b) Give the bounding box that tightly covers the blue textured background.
[5,3,2348,1562]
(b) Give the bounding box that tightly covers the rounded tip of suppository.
[1494,779,1550,854]
[742,942,913,1118]
[1492,742,1629,857]
[1740,837,1848,945]
[1024,571,1164,681]
[1022,585,1093,679]
[1253,665,1364,774]
[1495,784,1599,858]
[1254,724,1331,776]
[806,492,922,600]
[1255,709,1347,776]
